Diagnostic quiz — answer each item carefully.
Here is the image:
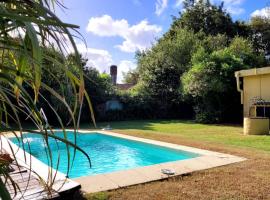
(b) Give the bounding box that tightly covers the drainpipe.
[235,72,243,104]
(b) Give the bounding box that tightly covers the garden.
[1,0,270,199]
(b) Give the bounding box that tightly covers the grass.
[88,120,270,152]
[82,120,270,200]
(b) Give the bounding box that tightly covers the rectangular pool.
[10,132,199,178]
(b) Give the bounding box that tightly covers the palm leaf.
[0,0,95,199]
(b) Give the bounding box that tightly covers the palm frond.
[0,0,94,199]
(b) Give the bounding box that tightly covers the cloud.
[175,0,184,7]
[118,60,137,83]
[155,0,168,16]
[251,7,270,18]
[209,0,245,15]
[86,15,129,37]
[86,15,162,53]
[75,43,137,83]
[221,0,245,15]
[175,0,245,15]
[115,20,162,52]
[76,43,113,72]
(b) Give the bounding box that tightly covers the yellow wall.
[243,74,270,117]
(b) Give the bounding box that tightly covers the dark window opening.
[257,107,270,118]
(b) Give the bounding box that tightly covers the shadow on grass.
[80,119,241,132]
[80,119,196,131]
[12,119,242,133]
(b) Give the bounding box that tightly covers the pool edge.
[0,135,81,194]
[3,129,247,194]
[73,130,247,193]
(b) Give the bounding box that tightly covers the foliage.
[82,67,115,121]
[133,28,198,117]
[85,192,109,200]
[182,37,264,123]
[121,0,268,123]
[250,15,270,56]
[0,0,92,199]
[38,48,77,124]
[122,69,139,84]
[169,0,245,38]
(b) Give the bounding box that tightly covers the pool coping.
[74,130,247,193]
[2,130,247,194]
[0,134,81,194]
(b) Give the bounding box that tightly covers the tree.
[123,69,140,84]
[135,28,199,116]
[183,0,196,9]
[250,15,270,57]
[83,67,115,120]
[0,1,92,199]
[182,37,264,123]
[170,0,246,38]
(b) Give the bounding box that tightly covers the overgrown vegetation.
[0,1,92,199]
[12,0,269,124]
[120,0,269,123]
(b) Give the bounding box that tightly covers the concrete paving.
[74,130,246,193]
[4,129,247,194]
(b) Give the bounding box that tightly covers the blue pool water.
[10,132,198,178]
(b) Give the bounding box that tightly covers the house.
[235,66,270,135]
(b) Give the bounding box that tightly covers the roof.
[116,83,135,90]
[235,66,270,77]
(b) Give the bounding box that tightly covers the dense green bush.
[120,0,268,123]
[181,37,264,123]
[19,0,270,125]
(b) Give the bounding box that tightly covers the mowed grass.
[83,120,270,200]
[89,120,270,152]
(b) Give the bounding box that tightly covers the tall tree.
[250,15,270,57]
[170,0,244,38]
[136,28,198,116]
[182,37,265,123]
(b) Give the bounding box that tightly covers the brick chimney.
[110,65,117,85]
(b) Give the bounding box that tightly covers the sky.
[56,0,270,83]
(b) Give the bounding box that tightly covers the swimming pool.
[10,131,199,178]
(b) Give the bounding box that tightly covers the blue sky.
[56,0,270,83]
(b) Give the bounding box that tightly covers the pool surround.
[75,130,246,193]
[3,130,247,193]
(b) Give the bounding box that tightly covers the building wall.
[243,74,270,117]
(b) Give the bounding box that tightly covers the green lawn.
[84,119,270,200]
[87,120,270,152]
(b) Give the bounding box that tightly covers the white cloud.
[175,0,184,7]
[76,43,113,72]
[212,0,245,15]
[115,20,162,52]
[251,7,270,18]
[118,60,137,83]
[75,43,137,83]
[86,15,129,37]
[86,15,162,53]
[155,0,168,16]
[221,0,245,15]
[175,0,245,15]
